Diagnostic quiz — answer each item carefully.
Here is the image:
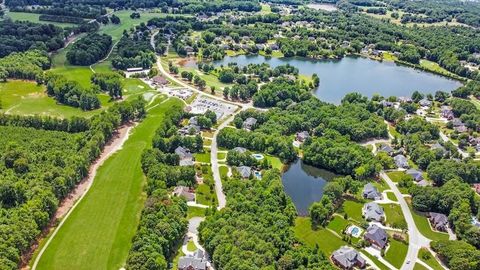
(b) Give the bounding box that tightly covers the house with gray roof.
[232,147,247,153]
[377,144,394,155]
[429,212,449,232]
[455,125,468,133]
[175,146,194,166]
[178,250,207,270]
[451,118,464,127]
[406,169,424,182]
[242,117,257,130]
[364,224,388,249]
[394,154,409,169]
[331,246,366,269]
[236,166,252,179]
[296,131,310,142]
[362,202,385,222]
[173,186,195,202]
[362,183,382,200]
[419,99,432,107]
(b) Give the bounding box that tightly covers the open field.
[34,97,182,270]
[294,217,346,255]
[0,80,108,118]
[3,11,79,27]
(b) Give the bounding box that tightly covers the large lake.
[213,55,463,104]
[281,160,340,216]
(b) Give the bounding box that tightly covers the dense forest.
[0,98,146,270]
[199,169,335,270]
[112,30,156,70]
[0,50,50,81]
[66,33,112,65]
[0,20,64,57]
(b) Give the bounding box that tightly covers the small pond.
[212,55,463,104]
[281,159,340,216]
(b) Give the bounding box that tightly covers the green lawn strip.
[386,171,405,182]
[194,151,211,163]
[470,97,480,110]
[187,206,206,219]
[373,180,389,192]
[409,205,449,241]
[337,199,364,223]
[186,240,197,252]
[4,11,78,27]
[35,98,182,270]
[388,125,401,138]
[383,203,407,229]
[219,166,229,179]
[384,238,408,268]
[217,152,226,160]
[203,140,212,146]
[386,192,398,202]
[414,263,429,270]
[418,248,444,270]
[361,252,390,270]
[326,215,349,235]
[294,217,347,255]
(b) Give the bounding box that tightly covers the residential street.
[380,172,431,270]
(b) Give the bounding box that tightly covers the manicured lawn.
[35,98,183,270]
[4,11,78,27]
[414,263,429,270]
[203,139,212,146]
[386,192,398,202]
[265,154,284,171]
[195,183,217,206]
[418,248,444,270]
[420,59,459,78]
[172,247,185,270]
[470,97,480,110]
[387,171,405,182]
[384,204,407,229]
[410,206,449,241]
[260,3,272,14]
[187,240,197,252]
[294,217,346,255]
[326,216,349,235]
[195,151,211,163]
[361,252,390,270]
[217,152,226,160]
[219,166,229,179]
[187,206,206,219]
[338,200,364,223]
[373,180,389,192]
[384,238,408,268]
[388,125,401,138]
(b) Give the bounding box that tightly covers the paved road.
[381,171,431,270]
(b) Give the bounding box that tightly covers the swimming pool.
[252,153,264,160]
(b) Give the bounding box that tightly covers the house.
[431,142,447,156]
[363,202,385,222]
[179,124,201,136]
[152,75,169,86]
[178,250,207,270]
[255,44,265,50]
[269,43,279,50]
[189,116,198,125]
[380,100,394,107]
[331,246,366,269]
[394,154,409,169]
[175,146,194,166]
[417,180,430,187]
[364,224,388,249]
[455,125,468,133]
[296,131,310,142]
[451,118,464,127]
[398,96,412,103]
[173,186,195,202]
[429,212,449,232]
[242,117,257,130]
[232,147,247,153]
[377,144,394,155]
[473,183,480,194]
[441,106,454,120]
[236,166,252,179]
[406,169,424,182]
[419,99,432,107]
[362,183,382,200]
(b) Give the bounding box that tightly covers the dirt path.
[23,123,135,269]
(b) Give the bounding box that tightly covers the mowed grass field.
[35,97,183,270]
[4,11,79,27]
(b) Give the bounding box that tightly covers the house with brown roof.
[429,212,449,232]
[331,246,366,269]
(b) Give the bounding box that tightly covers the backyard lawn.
[265,154,284,171]
[337,200,364,223]
[326,216,349,235]
[34,98,183,270]
[384,238,408,268]
[294,217,346,255]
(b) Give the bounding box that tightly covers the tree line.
[66,33,112,66]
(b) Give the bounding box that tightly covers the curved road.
[380,171,431,270]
